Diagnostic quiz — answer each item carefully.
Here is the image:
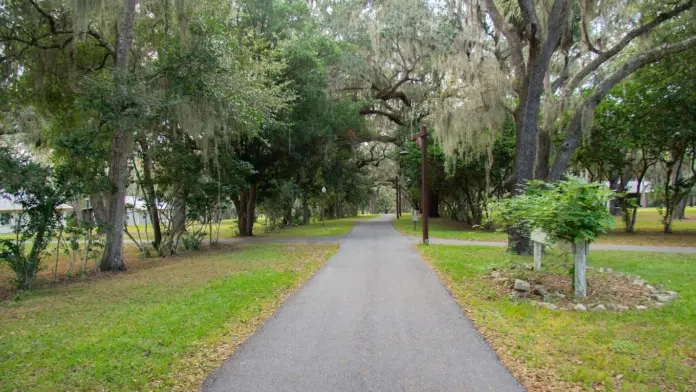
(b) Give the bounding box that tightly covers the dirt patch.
[488,264,676,311]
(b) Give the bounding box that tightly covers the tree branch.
[482,0,526,82]
[561,0,695,98]
[550,34,696,180]
[518,0,541,44]
[359,107,405,126]
[28,0,60,34]
[87,24,116,58]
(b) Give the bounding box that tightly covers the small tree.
[0,148,68,290]
[491,178,615,297]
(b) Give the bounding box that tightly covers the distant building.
[124,196,170,226]
[0,195,73,234]
[602,180,653,208]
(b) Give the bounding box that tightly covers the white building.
[124,196,170,226]
[0,196,73,234]
[602,180,653,208]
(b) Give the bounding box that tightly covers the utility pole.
[408,124,429,245]
[396,176,400,218]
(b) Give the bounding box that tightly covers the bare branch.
[87,23,116,57]
[561,0,695,98]
[28,0,60,34]
[550,34,696,180]
[358,107,405,126]
[482,0,526,82]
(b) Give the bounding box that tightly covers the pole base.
[423,238,429,245]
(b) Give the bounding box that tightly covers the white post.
[574,240,587,297]
[533,241,542,271]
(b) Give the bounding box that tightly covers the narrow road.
[203,215,523,392]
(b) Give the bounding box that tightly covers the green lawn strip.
[392,213,505,241]
[419,245,696,391]
[123,215,379,240]
[261,214,380,238]
[0,243,337,391]
[395,208,696,247]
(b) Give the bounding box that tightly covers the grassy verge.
[0,243,337,391]
[262,214,379,238]
[419,245,696,391]
[123,214,379,240]
[394,208,696,247]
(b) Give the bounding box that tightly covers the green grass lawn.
[420,245,696,391]
[394,208,696,247]
[262,214,379,238]
[0,243,337,391]
[123,214,379,241]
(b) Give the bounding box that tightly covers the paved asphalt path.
[203,214,524,392]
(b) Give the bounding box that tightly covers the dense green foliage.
[490,178,615,244]
[0,148,69,289]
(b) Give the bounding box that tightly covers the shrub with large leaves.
[490,177,615,244]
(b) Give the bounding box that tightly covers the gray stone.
[599,267,606,273]
[555,293,566,299]
[606,304,617,310]
[645,285,659,294]
[666,291,678,299]
[654,302,666,307]
[605,268,614,273]
[615,272,624,277]
[655,284,665,291]
[514,279,531,292]
[524,263,534,270]
[574,304,587,312]
[538,302,557,310]
[631,279,644,287]
[651,294,673,303]
[533,285,548,296]
[616,305,629,311]
[592,304,607,312]
[635,305,648,311]
[491,271,501,279]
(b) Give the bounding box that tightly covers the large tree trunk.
[534,129,551,180]
[100,0,137,272]
[235,183,258,236]
[675,199,687,220]
[90,192,108,229]
[302,193,310,224]
[139,138,162,249]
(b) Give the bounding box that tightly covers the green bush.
[0,148,69,290]
[490,177,615,244]
[181,231,206,250]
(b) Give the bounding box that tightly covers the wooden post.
[396,177,400,218]
[409,125,429,244]
[421,130,429,244]
[533,241,542,271]
[573,240,587,297]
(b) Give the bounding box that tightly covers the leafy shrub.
[0,148,69,290]
[490,177,615,244]
[181,231,206,251]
